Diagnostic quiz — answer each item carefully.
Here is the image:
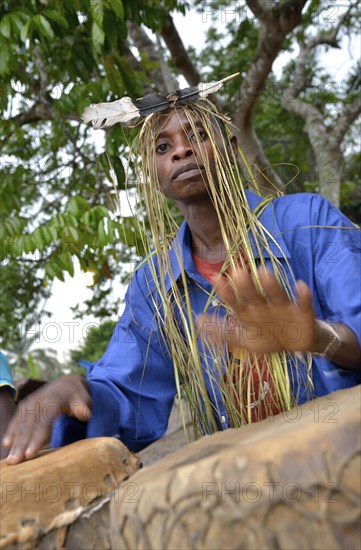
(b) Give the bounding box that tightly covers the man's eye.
[190,131,208,142]
[155,143,169,154]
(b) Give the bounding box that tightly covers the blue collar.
[164,190,290,292]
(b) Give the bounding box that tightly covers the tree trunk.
[314,149,342,206]
[232,0,307,193]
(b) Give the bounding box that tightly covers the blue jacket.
[52,191,361,451]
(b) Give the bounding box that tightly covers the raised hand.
[198,267,317,354]
[3,375,92,465]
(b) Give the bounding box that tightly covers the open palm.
[198,268,317,354]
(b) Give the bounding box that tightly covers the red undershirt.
[193,253,281,423]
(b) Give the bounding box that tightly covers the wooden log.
[109,385,361,550]
[0,437,141,549]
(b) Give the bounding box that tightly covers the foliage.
[69,318,117,367]
[0,0,181,347]
[4,333,65,380]
[0,0,360,351]
[193,0,360,199]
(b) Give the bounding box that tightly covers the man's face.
[153,110,225,203]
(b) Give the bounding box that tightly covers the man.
[3,82,361,464]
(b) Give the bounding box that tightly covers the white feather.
[197,81,223,98]
[197,73,240,99]
[81,97,140,129]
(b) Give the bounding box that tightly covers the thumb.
[67,394,92,422]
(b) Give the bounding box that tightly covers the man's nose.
[171,137,194,161]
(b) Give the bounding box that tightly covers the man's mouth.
[172,163,204,181]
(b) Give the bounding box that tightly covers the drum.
[1,386,360,549]
[111,385,361,550]
[0,437,141,549]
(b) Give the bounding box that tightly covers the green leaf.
[107,219,115,241]
[33,15,55,40]
[103,55,124,95]
[91,21,105,51]
[92,205,109,219]
[43,8,69,29]
[90,0,104,25]
[45,263,57,279]
[40,226,58,245]
[0,39,10,75]
[10,12,27,34]
[52,213,66,228]
[45,260,65,282]
[31,227,47,249]
[59,248,75,276]
[2,216,25,237]
[112,53,139,95]
[112,156,126,188]
[48,226,58,241]
[97,218,107,247]
[20,19,31,42]
[64,214,78,228]
[62,225,79,243]
[81,211,93,227]
[0,15,11,39]
[65,196,90,217]
[107,0,124,20]
[23,234,35,254]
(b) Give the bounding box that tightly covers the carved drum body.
[1,386,360,549]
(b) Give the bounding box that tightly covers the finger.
[232,268,267,307]
[23,422,53,460]
[65,380,92,421]
[212,273,241,308]
[5,406,55,465]
[69,399,92,422]
[2,422,15,449]
[295,280,314,314]
[258,268,290,306]
[5,417,37,464]
[4,395,54,464]
[214,268,268,310]
[197,313,246,351]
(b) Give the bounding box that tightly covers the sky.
[32,4,360,363]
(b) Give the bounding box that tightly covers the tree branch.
[127,22,177,95]
[281,1,361,135]
[332,95,361,147]
[279,2,361,206]
[245,0,269,24]
[1,101,79,149]
[33,46,49,104]
[307,0,359,49]
[231,0,307,190]
[155,33,179,93]
[10,101,79,126]
[160,14,201,86]
[237,0,307,126]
